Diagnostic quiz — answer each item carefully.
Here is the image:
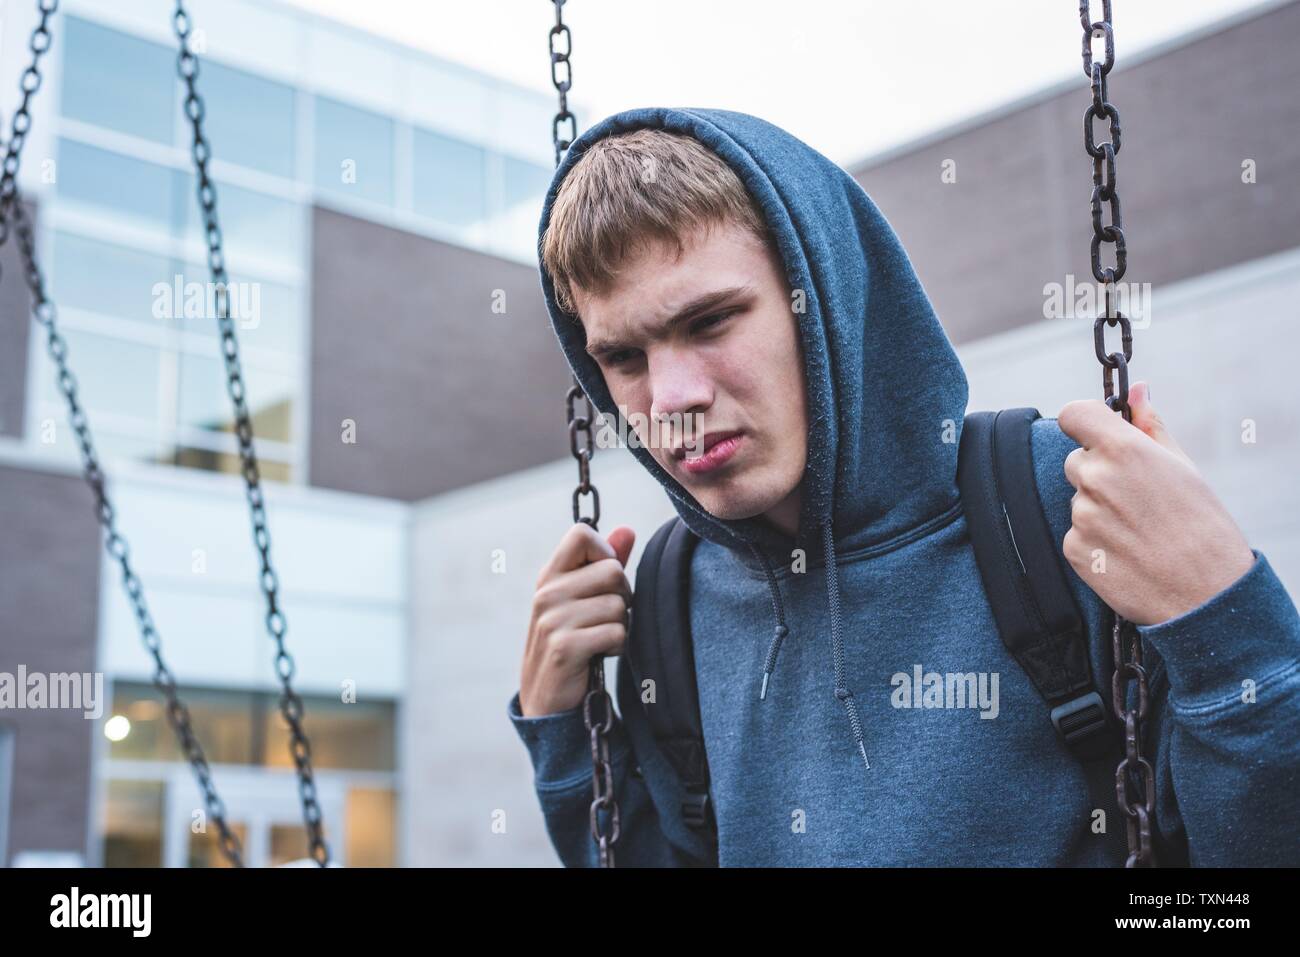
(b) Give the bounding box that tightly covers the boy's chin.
[694,492,769,524]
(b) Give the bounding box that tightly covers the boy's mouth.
[675,430,744,475]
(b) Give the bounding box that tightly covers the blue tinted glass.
[412,128,486,226]
[177,351,230,434]
[60,17,174,144]
[178,352,294,443]
[174,264,301,357]
[39,328,159,424]
[217,182,302,259]
[51,232,178,327]
[175,172,303,265]
[313,97,394,206]
[56,139,179,231]
[237,278,300,356]
[197,61,296,179]
[501,154,553,212]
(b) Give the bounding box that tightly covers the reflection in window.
[188,821,248,869]
[108,683,395,772]
[103,780,165,868]
[270,825,310,867]
[51,232,176,325]
[61,17,174,145]
[195,61,296,179]
[40,328,160,426]
[413,128,486,227]
[313,96,394,207]
[107,687,257,765]
[264,697,396,773]
[178,352,294,443]
[346,788,396,867]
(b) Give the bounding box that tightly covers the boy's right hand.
[519,523,636,717]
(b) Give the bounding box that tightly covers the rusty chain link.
[0,0,333,867]
[0,0,252,866]
[1080,0,1156,868]
[549,0,621,867]
[0,0,57,239]
[172,0,330,866]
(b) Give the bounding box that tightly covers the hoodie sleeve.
[1133,548,1300,866]
[506,690,705,867]
[1030,417,1300,866]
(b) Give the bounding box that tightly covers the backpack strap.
[956,408,1115,761]
[625,516,715,838]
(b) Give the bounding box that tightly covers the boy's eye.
[605,310,735,368]
[693,311,732,333]
[607,349,639,367]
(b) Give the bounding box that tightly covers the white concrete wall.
[960,246,1300,593]
[404,247,1300,867]
[88,458,411,699]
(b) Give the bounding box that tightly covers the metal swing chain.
[0,0,248,867]
[171,1,330,866]
[1079,0,1156,867]
[548,0,621,868]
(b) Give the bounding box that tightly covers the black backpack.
[622,407,1123,849]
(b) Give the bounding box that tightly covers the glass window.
[312,96,394,207]
[269,825,309,867]
[51,232,178,327]
[103,780,164,868]
[501,153,553,214]
[194,60,296,179]
[234,276,300,355]
[56,139,180,233]
[178,352,294,444]
[175,174,303,266]
[174,265,301,356]
[40,328,160,425]
[60,17,175,144]
[107,685,257,765]
[412,128,486,227]
[346,788,396,867]
[264,697,395,772]
[177,352,229,435]
[107,683,392,771]
[188,821,247,869]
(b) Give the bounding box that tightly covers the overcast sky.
[283,0,1279,167]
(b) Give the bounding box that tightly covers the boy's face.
[574,219,808,536]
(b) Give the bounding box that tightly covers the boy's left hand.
[1057,381,1255,626]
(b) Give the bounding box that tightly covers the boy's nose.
[648,352,713,421]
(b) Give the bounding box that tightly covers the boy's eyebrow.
[585,284,754,360]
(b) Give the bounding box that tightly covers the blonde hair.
[541,128,771,318]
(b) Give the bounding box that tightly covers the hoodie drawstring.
[748,542,790,702]
[823,521,870,771]
[746,522,871,772]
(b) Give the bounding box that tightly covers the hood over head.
[537,107,970,771]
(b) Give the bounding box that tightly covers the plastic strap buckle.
[681,791,712,831]
[1050,690,1112,760]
